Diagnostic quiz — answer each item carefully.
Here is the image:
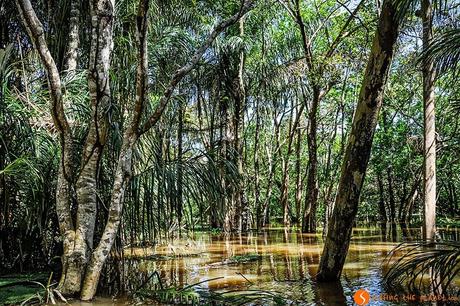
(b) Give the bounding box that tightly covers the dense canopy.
[1,0,460,304]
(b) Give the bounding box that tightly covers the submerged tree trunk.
[422,0,436,241]
[294,121,303,225]
[177,99,184,232]
[377,173,387,232]
[317,0,400,282]
[386,167,397,239]
[254,98,262,229]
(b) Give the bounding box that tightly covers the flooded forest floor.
[1,227,460,305]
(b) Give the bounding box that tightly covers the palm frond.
[419,28,460,75]
[384,241,460,294]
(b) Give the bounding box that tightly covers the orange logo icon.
[353,289,370,305]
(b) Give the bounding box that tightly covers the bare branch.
[326,0,366,58]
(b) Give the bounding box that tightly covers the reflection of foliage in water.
[384,241,460,295]
[0,273,67,305]
[135,275,288,305]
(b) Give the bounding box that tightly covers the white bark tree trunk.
[17,0,254,300]
[422,0,436,241]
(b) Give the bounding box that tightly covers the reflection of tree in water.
[114,229,457,304]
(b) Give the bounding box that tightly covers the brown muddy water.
[71,227,460,305]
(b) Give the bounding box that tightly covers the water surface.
[80,227,460,305]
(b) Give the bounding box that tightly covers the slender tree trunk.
[64,0,80,72]
[377,174,387,223]
[422,0,436,241]
[254,99,262,228]
[80,133,137,300]
[177,99,184,233]
[302,88,321,233]
[280,105,294,228]
[377,173,387,237]
[261,112,282,227]
[15,0,78,294]
[386,167,397,237]
[234,17,247,232]
[317,0,399,281]
[71,0,114,291]
[222,95,232,233]
[294,126,303,225]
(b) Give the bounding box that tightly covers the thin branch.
[326,0,366,58]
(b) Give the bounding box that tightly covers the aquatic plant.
[135,274,287,305]
[383,241,460,294]
[0,273,67,305]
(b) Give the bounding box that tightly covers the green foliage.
[136,277,287,305]
[421,29,460,75]
[0,273,50,306]
[2,0,460,298]
[228,253,262,263]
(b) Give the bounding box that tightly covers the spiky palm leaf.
[384,241,460,294]
[420,28,460,75]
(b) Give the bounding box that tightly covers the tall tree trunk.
[233,17,247,232]
[422,0,436,241]
[254,99,262,228]
[377,173,387,237]
[15,0,77,294]
[261,111,282,227]
[281,101,304,227]
[177,99,184,233]
[317,0,399,282]
[17,0,253,298]
[302,88,321,233]
[222,95,232,233]
[377,173,387,223]
[64,0,80,72]
[386,167,397,238]
[70,0,114,292]
[280,104,294,228]
[294,125,303,225]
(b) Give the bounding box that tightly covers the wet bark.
[317,0,399,281]
[422,0,436,241]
